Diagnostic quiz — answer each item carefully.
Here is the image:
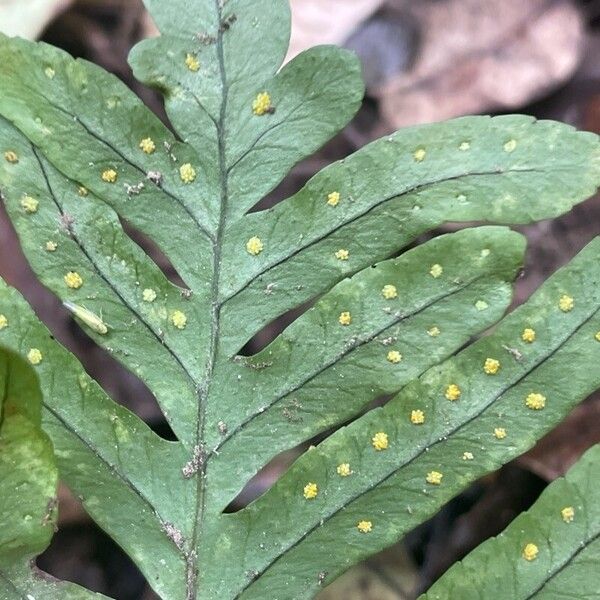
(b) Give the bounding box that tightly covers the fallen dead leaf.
[0,0,72,39]
[286,0,385,62]
[142,0,386,60]
[316,544,416,600]
[378,0,584,129]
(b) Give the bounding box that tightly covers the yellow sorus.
[303,482,318,500]
[336,463,352,477]
[413,148,426,162]
[171,310,187,330]
[475,300,489,311]
[335,249,349,261]
[522,543,539,561]
[102,169,118,183]
[338,311,352,326]
[483,358,500,375]
[142,288,157,302]
[427,326,441,337]
[426,471,443,485]
[372,431,389,451]
[4,150,18,163]
[78,186,88,197]
[64,271,83,289]
[0,314,8,330]
[595,331,600,342]
[27,348,43,365]
[494,427,507,439]
[386,350,402,364]
[246,236,264,256]
[525,392,546,410]
[462,451,474,461]
[445,384,461,401]
[179,163,197,184]
[381,284,397,300]
[21,195,39,213]
[410,409,425,424]
[45,241,57,252]
[429,264,443,278]
[139,138,156,154]
[561,506,575,523]
[522,328,536,343]
[252,92,272,116]
[357,520,372,533]
[459,141,470,151]
[559,295,574,312]
[185,53,200,72]
[504,139,517,153]
[327,191,340,207]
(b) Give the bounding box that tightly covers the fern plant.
[0,1,599,598]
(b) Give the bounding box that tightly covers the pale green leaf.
[0,348,53,564]
[0,347,106,598]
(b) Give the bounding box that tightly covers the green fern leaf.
[0,1,599,598]
[421,443,600,599]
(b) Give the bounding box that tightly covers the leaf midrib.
[235,304,600,598]
[188,2,230,598]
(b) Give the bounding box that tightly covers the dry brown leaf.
[142,0,386,56]
[378,0,584,129]
[286,0,385,61]
[0,0,72,39]
[316,544,416,600]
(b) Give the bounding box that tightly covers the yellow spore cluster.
[171,310,187,330]
[252,92,272,116]
[327,191,340,207]
[303,482,318,500]
[64,271,83,289]
[483,358,500,375]
[338,311,352,326]
[386,350,402,364]
[522,543,539,561]
[246,237,264,256]
[372,432,388,451]
[445,384,461,401]
[102,169,118,183]
[179,163,197,184]
[27,348,43,365]
[139,137,156,154]
[426,471,443,485]
[336,463,351,477]
[381,284,397,299]
[410,410,425,424]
